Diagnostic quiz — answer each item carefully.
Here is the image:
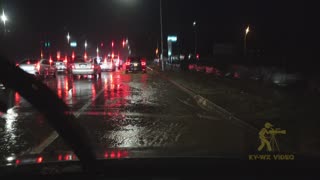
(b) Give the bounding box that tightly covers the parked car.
[17,59,56,78]
[125,57,147,73]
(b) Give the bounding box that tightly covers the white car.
[100,57,116,72]
[17,59,56,78]
[71,57,101,79]
[55,58,68,73]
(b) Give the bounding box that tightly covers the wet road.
[0,69,259,161]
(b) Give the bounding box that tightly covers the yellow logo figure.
[258,122,286,152]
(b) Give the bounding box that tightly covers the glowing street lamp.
[246,26,250,35]
[84,41,88,49]
[1,10,8,25]
[244,25,250,56]
[1,10,8,32]
[67,32,71,43]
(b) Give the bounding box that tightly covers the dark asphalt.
[0,69,260,162]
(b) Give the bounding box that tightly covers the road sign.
[70,41,77,47]
[167,36,177,42]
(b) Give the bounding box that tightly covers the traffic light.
[111,41,114,48]
[101,42,104,47]
[44,42,51,48]
[122,40,126,48]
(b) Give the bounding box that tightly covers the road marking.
[30,87,105,154]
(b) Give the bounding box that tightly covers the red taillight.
[110,151,116,159]
[16,63,19,67]
[117,151,121,158]
[15,159,21,165]
[36,63,40,71]
[27,61,30,65]
[126,60,130,66]
[64,56,68,63]
[104,150,128,159]
[36,157,43,164]
[141,61,146,66]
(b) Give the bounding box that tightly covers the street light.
[84,40,88,49]
[160,0,164,71]
[96,47,99,57]
[244,26,250,56]
[67,32,70,43]
[1,10,8,32]
[193,21,197,56]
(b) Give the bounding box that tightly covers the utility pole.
[160,0,164,71]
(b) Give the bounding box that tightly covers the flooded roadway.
[0,69,259,162]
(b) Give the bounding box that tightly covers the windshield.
[0,0,313,169]
[74,58,86,63]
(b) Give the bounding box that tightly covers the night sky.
[1,0,309,66]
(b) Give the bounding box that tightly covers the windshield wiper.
[0,56,96,171]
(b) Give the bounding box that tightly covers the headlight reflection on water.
[2,107,18,143]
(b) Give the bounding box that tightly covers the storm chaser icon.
[257,122,286,152]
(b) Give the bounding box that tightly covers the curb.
[148,66,258,132]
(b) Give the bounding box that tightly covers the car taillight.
[141,61,146,66]
[126,60,130,66]
[36,63,40,71]
[36,156,43,164]
[16,63,19,67]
